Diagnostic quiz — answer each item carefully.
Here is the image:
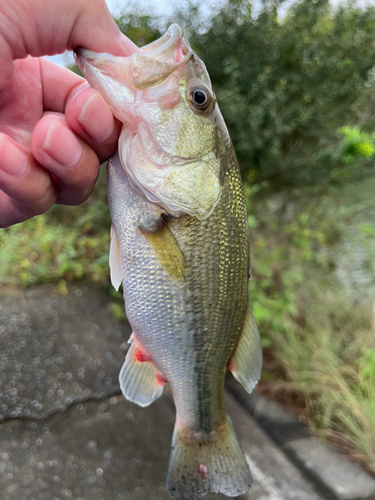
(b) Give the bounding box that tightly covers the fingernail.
[78,93,114,143]
[42,120,83,168]
[0,135,27,176]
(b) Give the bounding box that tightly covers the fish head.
[75,24,228,220]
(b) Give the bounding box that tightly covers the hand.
[0,0,139,228]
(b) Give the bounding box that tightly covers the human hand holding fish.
[0,0,139,228]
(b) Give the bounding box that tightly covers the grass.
[1,172,375,473]
[248,185,375,473]
[0,169,111,288]
[268,291,375,473]
[0,168,125,311]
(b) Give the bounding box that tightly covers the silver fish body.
[76,24,262,499]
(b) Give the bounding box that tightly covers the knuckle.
[72,154,100,188]
[16,178,57,217]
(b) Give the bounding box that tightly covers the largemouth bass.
[75,24,262,499]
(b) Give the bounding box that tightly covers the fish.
[75,24,262,499]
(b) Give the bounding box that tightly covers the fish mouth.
[74,47,93,60]
[76,25,221,221]
[74,24,191,92]
[73,24,193,127]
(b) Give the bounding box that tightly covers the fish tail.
[166,415,252,499]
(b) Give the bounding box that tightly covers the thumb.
[0,0,140,89]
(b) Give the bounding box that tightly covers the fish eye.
[189,86,211,110]
[193,90,207,105]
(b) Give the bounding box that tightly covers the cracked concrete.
[0,284,131,420]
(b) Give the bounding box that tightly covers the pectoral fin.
[140,219,186,282]
[228,303,262,393]
[109,224,122,291]
[119,335,166,407]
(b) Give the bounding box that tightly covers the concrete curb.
[227,379,375,500]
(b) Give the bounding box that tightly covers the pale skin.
[0,0,140,228]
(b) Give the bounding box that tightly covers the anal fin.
[119,335,165,407]
[228,303,262,393]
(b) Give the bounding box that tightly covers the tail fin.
[166,416,252,499]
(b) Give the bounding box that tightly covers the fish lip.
[141,24,183,55]
[74,48,105,77]
[140,24,190,63]
[74,24,191,78]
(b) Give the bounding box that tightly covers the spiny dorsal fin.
[109,224,122,291]
[139,218,186,282]
[228,303,262,394]
[119,335,165,407]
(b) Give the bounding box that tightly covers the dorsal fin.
[109,224,122,291]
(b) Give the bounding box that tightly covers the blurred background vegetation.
[2,0,375,473]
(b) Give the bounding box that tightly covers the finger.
[65,87,122,162]
[0,134,57,228]
[0,57,84,137]
[31,114,100,206]
[40,58,87,112]
[0,191,31,228]
[0,57,43,134]
[40,59,121,161]
[0,0,140,89]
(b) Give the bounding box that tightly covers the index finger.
[39,58,121,160]
[0,0,140,91]
[40,58,88,112]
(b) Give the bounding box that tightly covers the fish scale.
[76,23,262,499]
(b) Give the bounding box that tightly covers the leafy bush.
[184,0,375,190]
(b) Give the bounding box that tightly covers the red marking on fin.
[132,334,152,363]
[199,464,207,480]
[248,270,252,281]
[134,348,152,363]
[156,373,168,386]
[227,358,235,371]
